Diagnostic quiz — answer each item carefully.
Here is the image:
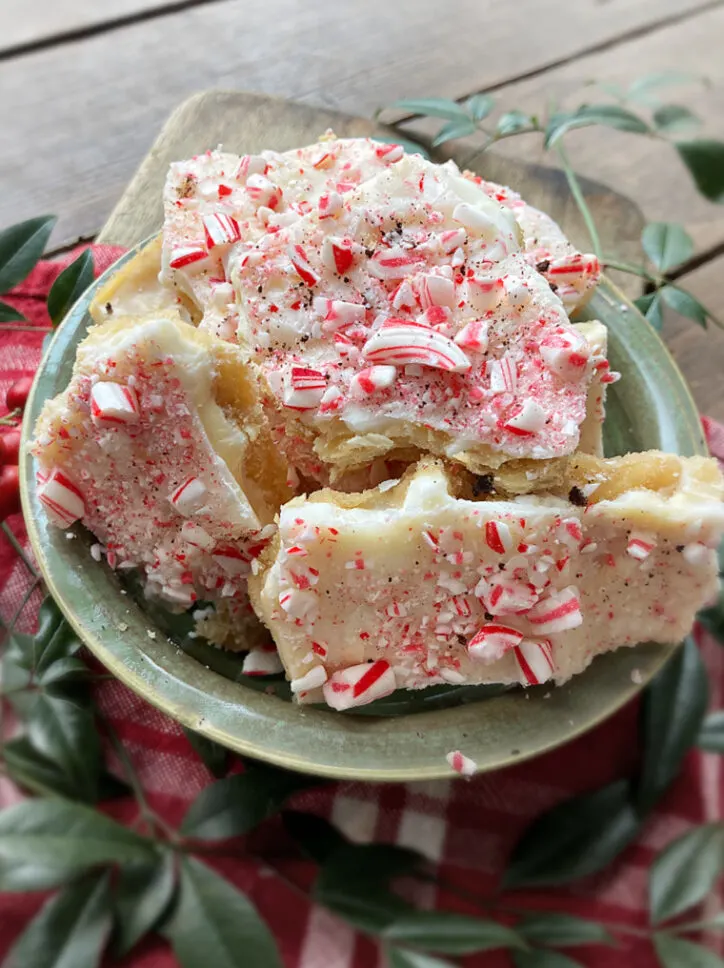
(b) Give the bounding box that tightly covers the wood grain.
[662,257,724,420]
[0,0,714,249]
[0,0,189,52]
[404,3,724,259]
[97,90,644,304]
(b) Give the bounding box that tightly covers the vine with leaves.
[2,69,724,968]
[378,70,724,333]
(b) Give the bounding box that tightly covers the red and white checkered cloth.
[1,247,723,967]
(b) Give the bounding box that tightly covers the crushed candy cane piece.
[322,659,396,710]
[90,382,139,425]
[446,750,477,777]
[527,586,582,633]
[38,469,85,527]
[202,213,241,248]
[290,665,328,693]
[362,320,472,373]
[169,477,208,515]
[627,534,656,561]
[514,637,555,685]
[243,647,284,676]
[468,623,523,662]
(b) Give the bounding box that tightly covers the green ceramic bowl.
[20,241,707,781]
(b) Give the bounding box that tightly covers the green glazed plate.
[20,241,707,781]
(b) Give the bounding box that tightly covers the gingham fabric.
[1,247,722,967]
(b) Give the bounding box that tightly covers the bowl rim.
[20,238,705,780]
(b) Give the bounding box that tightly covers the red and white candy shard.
[361,321,472,374]
[526,586,583,633]
[203,213,241,249]
[290,665,328,694]
[322,659,397,710]
[242,646,284,676]
[38,468,85,527]
[468,623,523,662]
[446,750,477,777]
[90,382,139,425]
[514,638,555,686]
[627,534,656,560]
[169,477,208,515]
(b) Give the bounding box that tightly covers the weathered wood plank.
[0,0,186,52]
[405,3,724,259]
[0,0,715,248]
[662,258,724,421]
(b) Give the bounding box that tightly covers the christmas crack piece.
[31,312,289,618]
[232,153,611,484]
[249,458,724,707]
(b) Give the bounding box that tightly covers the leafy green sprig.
[378,71,724,333]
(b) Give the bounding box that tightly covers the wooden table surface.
[2,0,723,418]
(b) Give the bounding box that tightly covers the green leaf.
[634,291,664,333]
[47,249,94,327]
[384,911,523,955]
[466,94,494,122]
[0,215,56,294]
[165,856,282,968]
[180,764,315,840]
[432,118,478,146]
[513,952,585,968]
[37,657,89,686]
[654,934,724,968]
[315,845,414,934]
[386,949,457,968]
[660,286,708,327]
[114,853,177,956]
[677,140,724,203]
[698,711,724,752]
[653,104,700,135]
[517,912,613,947]
[503,779,640,888]
[650,823,724,923]
[628,71,705,105]
[642,222,694,272]
[27,693,102,802]
[496,110,536,136]
[182,727,230,778]
[282,810,349,863]
[637,635,709,815]
[0,799,156,891]
[544,105,649,147]
[2,736,82,801]
[382,98,471,121]
[699,585,724,644]
[3,870,112,968]
[33,596,82,674]
[0,299,24,322]
[375,134,431,159]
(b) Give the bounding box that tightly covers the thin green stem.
[9,577,43,631]
[665,915,724,935]
[556,143,603,261]
[603,259,660,284]
[0,324,52,333]
[464,125,542,171]
[1,524,40,579]
[102,713,178,842]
